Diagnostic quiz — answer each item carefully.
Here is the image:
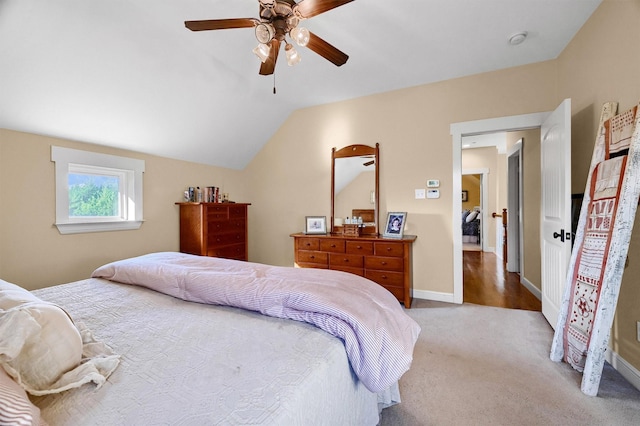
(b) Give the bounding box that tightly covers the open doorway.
[451,111,548,305]
[461,170,488,252]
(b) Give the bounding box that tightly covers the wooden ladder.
[550,101,640,396]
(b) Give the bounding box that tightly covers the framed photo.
[462,190,468,202]
[383,212,407,238]
[305,216,327,234]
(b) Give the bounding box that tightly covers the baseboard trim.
[521,276,542,300]
[606,349,640,392]
[413,290,456,304]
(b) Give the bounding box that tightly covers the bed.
[0,252,420,425]
[462,209,481,243]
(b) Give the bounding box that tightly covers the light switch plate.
[415,189,426,199]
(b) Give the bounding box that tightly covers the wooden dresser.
[176,203,250,261]
[291,233,416,308]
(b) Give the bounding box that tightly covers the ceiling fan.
[185,0,353,76]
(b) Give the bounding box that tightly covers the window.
[51,146,145,234]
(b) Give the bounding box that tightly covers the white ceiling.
[0,0,602,169]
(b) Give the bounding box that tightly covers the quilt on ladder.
[562,105,637,372]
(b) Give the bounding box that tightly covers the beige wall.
[0,129,248,289]
[244,61,557,297]
[461,174,480,210]
[555,0,640,371]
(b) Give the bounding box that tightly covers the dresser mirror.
[331,143,380,235]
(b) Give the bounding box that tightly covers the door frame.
[461,168,489,251]
[506,139,523,272]
[451,112,549,304]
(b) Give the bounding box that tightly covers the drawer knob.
[386,247,391,251]
[305,243,311,246]
[344,258,349,262]
[331,244,337,248]
[381,261,387,265]
[310,255,315,259]
[356,245,362,249]
[382,275,388,279]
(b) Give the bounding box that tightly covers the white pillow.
[0,280,84,395]
[465,210,479,222]
[0,280,120,397]
[0,366,44,426]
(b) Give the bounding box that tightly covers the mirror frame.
[331,143,380,235]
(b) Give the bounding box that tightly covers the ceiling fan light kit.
[253,43,272,63]
[290,26,310,47]
[285,43,301,66]
[185,0,354,76]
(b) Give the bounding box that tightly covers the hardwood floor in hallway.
[463,250,541,311]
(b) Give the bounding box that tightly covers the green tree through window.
[68,174,119,217]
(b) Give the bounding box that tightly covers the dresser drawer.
[320,239,346,253]
[208,231,245,246]
[346,241,374,255]
[209,219,246,232]
[297,250,328,265]
[374,242,404,257]
[365,270,404,288]
[297,237,320,251]
[228,205,247,218]
[365,256,404,271]
[331,265,364,277]
[374,281,406,301]
[329,253,364,268]
[207,244,246,260]
[297,262,328,270]
[207,205,230,219]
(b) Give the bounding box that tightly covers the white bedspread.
[34,278,395,425]
[92,252,421,393]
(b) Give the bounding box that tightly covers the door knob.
[553,229,571,243]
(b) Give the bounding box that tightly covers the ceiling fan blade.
[185,18,257,31]
[306,32,348,66]
[294,0,354,19]
[259,39,281,75]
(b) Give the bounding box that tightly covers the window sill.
[55,220,144,235]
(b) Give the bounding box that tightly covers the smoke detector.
[508,31,528,46]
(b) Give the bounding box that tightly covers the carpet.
[380,301,640,425]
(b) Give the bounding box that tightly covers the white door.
[540,99,572,328]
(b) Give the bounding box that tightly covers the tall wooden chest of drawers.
[177,203,250,261]
[291,233,416,308]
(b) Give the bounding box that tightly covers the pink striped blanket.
[91,252,421,393]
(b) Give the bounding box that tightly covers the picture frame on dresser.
[383,212,407,238]
[305,216,327,234]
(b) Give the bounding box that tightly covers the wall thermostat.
[427,179,440,188]
[427,189,440,199]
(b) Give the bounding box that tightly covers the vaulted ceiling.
[0,0,602,169]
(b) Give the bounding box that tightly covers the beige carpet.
[380,300,640,425]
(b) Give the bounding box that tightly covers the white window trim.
[51,146,145,234]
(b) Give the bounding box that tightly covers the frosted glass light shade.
[285,43,301,66]
[253,43,271,63]
[290,27,310,47]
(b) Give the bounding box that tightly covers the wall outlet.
[415,189,426,199]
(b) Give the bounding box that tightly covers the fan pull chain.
[273,72,276,95]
